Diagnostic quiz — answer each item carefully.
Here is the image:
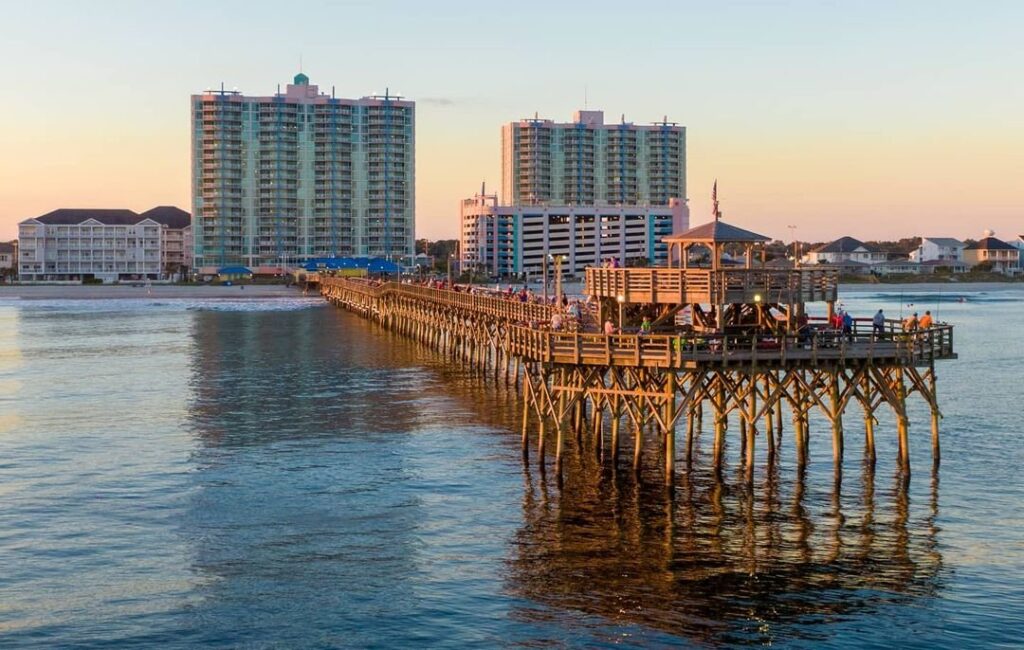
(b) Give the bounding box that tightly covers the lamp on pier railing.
[617,294,626,332]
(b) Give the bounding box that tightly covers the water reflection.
[509,454,943,644]
[183,306,945,645]
[182,308,438,646]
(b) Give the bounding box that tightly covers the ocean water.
[0,288,1021,648]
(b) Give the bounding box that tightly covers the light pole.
[617,294,625,332]
[787,225,798,267]
[555,255,564,304]
[542,254,550,302]
[447,254,454,288]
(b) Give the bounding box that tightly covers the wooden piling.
[664,373,677,484]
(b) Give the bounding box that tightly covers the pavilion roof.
[663,219,771,244]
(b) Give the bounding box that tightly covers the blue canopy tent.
[217,266,253,276]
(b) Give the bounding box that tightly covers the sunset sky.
[1,1,1020,243]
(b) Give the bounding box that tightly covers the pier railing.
[322,277,953,368]
[585,267,839,305]
[324,277,556,323]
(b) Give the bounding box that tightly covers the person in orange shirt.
[918,310,933,329]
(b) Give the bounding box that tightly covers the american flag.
[712,180,719,219]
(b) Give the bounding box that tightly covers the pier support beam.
[664,373,677,485]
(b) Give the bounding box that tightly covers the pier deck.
[322,275,955,484]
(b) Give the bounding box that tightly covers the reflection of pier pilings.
[322,278,954,484]
[507,458,944,644]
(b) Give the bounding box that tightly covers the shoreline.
[0,284,308,300]
[838,281,1023,293]
[0,281,1020,301]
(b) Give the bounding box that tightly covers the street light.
[617,294,626,332]
[447,253,454,288]
[787,225,798,268]
[555,255,564,304]
[542,254,551,302]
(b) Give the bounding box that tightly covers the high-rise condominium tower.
[191,73,414,272]
[501,110,685,207]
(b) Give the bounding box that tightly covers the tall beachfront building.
[462,109,688,276]
[501,110,685,207]
[191,73,414,273]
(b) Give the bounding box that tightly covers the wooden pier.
[320,220,956,484]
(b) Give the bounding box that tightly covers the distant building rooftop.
[922,237,964,247]
[964,237,1016,251]
[139,206,191,229]
[25,207,190,227]
[32,209,141,225]
[812,236,879,254]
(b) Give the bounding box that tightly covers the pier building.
[191,74,415,275]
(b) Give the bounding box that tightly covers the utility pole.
[787,225,798,267]
[542,254,549,302]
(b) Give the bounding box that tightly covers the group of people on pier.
[392,276,940,346]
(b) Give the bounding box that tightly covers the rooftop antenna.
[220,81,225,94]
[332,85,335,99]
[584,85,588,109]
[481,180,486,196]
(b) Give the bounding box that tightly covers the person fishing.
[903,312,919,333]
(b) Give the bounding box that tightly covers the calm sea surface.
[0,288,1021,648]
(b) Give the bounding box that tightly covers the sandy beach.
[0,284,307,300]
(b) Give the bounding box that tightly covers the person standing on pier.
[604,319,616,335]
[873,309,886,338]
[903,312,919,332]
[842,310,854,342]
[919,310,933,329]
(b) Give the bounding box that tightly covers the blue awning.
[217,266,252,275]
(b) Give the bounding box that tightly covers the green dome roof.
[293,72,309,85]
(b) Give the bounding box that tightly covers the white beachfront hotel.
[18,207,192,283]
[460,189,687,277]
[461,109,689,277]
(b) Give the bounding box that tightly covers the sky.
[0,0,1021,243]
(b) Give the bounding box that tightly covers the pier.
[321,220,956,484]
